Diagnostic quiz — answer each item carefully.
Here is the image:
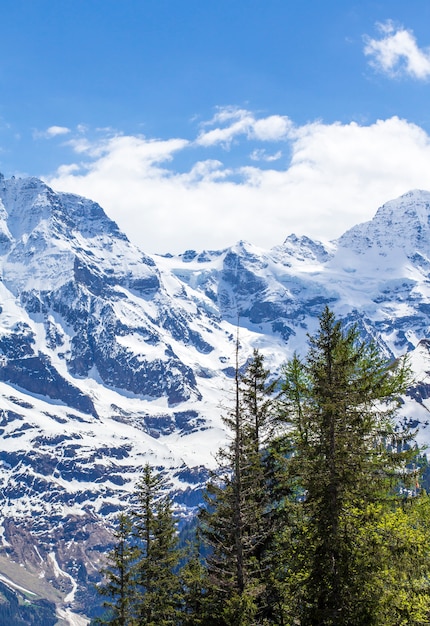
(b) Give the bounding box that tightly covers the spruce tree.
[278,307,423,625]
[240,348,280,622]
[179,540,209,626]
[132,463,183,625]
[96,512,138,626]
[200,347,277,625]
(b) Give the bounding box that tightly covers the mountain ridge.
[0,175,430,622]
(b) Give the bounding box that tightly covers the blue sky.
[1,1,430,253]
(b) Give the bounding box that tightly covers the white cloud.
[200,106,249,126]
[196,106,292,147]
[34,125,71,139]
[184,160,231,182]
[364,21,430,79]
[196,116,252,147]
[47,125,71,137]
[250,149,283,162]
[252,116,291,141]
[45,111,430,255]
[67,134,189,163]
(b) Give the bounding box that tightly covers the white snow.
[56,607,90,626]
[0,573,37,596]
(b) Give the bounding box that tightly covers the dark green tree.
[200,347,277,625]
[96,512,138,626]
[241,348,277,452]
[179,539,209,626]
[132,463,183,625]
[278,307,423,625]
[240,348,281,622]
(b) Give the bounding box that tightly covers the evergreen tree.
[241,348,277,451]
[96,513,138,626]
[200,347,277,625]
[354,491,430,625]
[240,348,280,622]
[132,463,183,625]
[277,307,425,625]
[179,539,209,626]
[259,432,301,626]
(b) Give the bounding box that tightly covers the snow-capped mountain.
[1,174,430,622]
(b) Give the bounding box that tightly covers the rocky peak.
[274,233,333,264]
[337,190,430,257]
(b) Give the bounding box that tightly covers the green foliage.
[0,582,56,626]
[96,513,138,625]
[96,463,183,625]
[200,348,279,624]
[179,540,210,625]
[372,492,430,625]
[277,306,429,625]
[132,464,183,625]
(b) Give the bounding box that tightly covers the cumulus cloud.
[252,116,292,141]
[364,21,430,79]
[45,110,430,254]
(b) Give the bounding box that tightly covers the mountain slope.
[0,175,430,621]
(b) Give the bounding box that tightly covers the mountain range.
[0,174,430,623]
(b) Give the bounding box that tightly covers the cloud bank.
[45,108,430,254]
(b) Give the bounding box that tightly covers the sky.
[1,1,430,254]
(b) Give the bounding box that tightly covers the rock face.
[0,177,201,407]
[1,176,430,619]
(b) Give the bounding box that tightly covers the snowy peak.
[0,176,124,243]
[273,233,333,267]
[55,191,128,241]
[337,189,430,258]
[0,177,159,294]
[0,177,214,413]
[0,177,53,241]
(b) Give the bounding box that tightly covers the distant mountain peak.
[336,190,430,258]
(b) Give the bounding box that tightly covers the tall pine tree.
[200,347,277,625]
[277,307,426,625]
[132,464,183,625]
[96,513,138,626]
